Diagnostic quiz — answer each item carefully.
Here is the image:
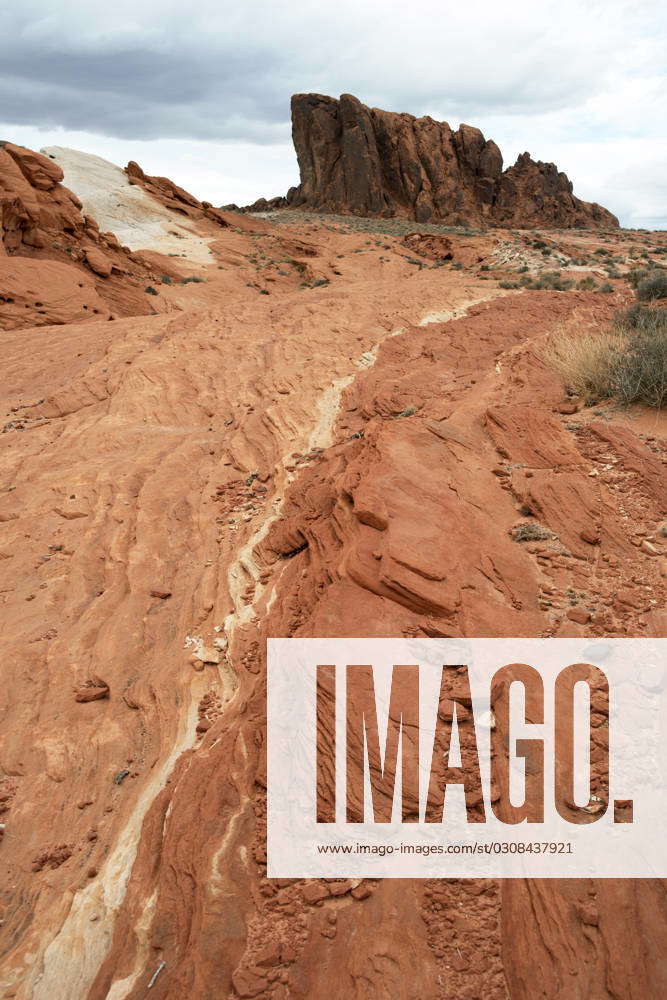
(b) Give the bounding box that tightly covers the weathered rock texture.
[287,93,619,228]
[0,142,170,326]
[0,157,665,1000]
[125,160,232,227]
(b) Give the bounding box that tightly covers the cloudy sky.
[1,0,665,228]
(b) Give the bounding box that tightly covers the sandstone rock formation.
[0,142,169,327]
[126,159,232,227]
[286,93,619,228]
[0,145,664,1000]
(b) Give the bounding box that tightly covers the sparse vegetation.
[636,270,667,302]
[511,523,554,542]
[544,305,667,408]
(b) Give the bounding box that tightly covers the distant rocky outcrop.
[285,93,618,229]
[125,160,231,227]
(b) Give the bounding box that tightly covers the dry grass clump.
[511,523,554,542]
[637,270,667,301]
[543,305,667,408]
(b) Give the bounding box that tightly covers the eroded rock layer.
[287,93,619,229]
[0,142,171,326]
[0,163,664,1000]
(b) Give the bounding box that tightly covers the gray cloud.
[3,0,661,140]
[1,0,665,224]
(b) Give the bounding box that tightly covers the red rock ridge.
[125,159,232,227]
[285,93,619,229]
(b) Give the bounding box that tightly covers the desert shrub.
[531,271,574,291]
[577,276,597,291]
[511,523,554,542]
[599,281,614,293]
[636,270,667,301]
[612,306,667,406]
[626,266,653,288]
[543,325,626,401]
[499,280,520,289]
[543,306,666,407]
[159,275,173,284]
[181,275,205,284]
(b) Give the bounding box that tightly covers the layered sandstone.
[0,151,665,1000]
[0,142,169,326]
[286,93,619,228]
[125,159,232,227]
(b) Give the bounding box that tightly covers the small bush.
[181,275,206,284]
[159,275,173,284]
[636,270,667,301]
[599,281,614,293]
[543,306,666,407]
[511,523,554,542]
[525,270,574,292]
[626,266,653,288]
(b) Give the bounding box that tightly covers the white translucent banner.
[267,638,666,878]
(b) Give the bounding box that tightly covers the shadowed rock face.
[287,93,619,229]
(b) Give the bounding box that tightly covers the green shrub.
[532,271,574,291]
[544,305,666,408]
[636,270,667,301]
[626,266,653,288]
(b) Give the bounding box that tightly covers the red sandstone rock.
[0,185,663,1000]
[84,247,112,277]
[0,141,170,325]
[286,93,619,229]
[125,158,232,229]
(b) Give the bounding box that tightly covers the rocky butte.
[284,92,619,229]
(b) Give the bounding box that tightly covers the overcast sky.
[1,0,665,228]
